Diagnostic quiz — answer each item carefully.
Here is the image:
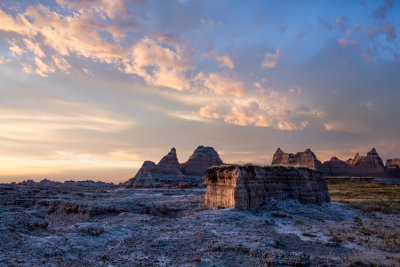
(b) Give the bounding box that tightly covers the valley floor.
[0,183,399,266]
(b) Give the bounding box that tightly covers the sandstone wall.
[205,165,330,210]
[271,148,323,170]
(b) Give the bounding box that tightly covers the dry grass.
[328,183,400,214]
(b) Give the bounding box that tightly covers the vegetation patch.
[329,183,400,214]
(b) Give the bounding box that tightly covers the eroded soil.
[0,183,399,266]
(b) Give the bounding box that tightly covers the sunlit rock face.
[204,165,330,210]
[271,148,323,170]
[386,158,400,178]
[123,146,224,188]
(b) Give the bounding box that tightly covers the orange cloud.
[8,39,25,56]
[123,37,191,91]
[23,38,45,57]
[196,72,245,97]
[199,99,311,130]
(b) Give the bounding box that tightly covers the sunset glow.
[0,0,399,182]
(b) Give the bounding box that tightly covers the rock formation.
[386,158,400,178]
[205,165,330,210]
[156,147,183,175]
[346,153,362,166]
[181,145,224,176]
[323,148,391,178]
[349,148,389,177]
[271,148,323,170]
[322,157,356,177]
[123,146,224,188]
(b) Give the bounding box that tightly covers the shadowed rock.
[205,165,330,210]
[123,146,224,188]
[323,148,392,178]
[386,158,400,178]
[156,147,183,175]
[322,157,356,177]
[181,145,223,176]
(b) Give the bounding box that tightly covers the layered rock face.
[271,148,323,170]
[205,165,330,210]
[155,148,183,175]
[123,146,224,188]
[323,148,391,178]
[349,148,389,177]
[272,147,393,178]
[386,158,400,178]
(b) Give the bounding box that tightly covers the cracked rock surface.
[0,183,399,266]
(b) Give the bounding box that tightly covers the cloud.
[289,86,303,95]
[124,37,191,91]
[280,24,288,33]
[205,49,234,69]
[0,8,36,36]
[366,25,379,39]
[199,102,228,119]
[0,56,11,64]
[317,17,333,31]
[56,0,128,19]
[382,22,396,41]
[34,57,55,77]
[354,24,361,33]
[199,99,313,130]
[338,38,359,47]
[261,48,280,69]
[21,63,34,74]
[52,55,71,73]
[195,72,245,97]
[372,0,394,20]
[1,2,132,66]
[8,39,25,56]
[23,38,45,57]
[215,53,234,69]
[335,17,348,32]
[168,110,209,122]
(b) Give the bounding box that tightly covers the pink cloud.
[195,72,245,97]
[199,100,314,130]
[338,38,359,47]
[205,49,235,69]
[382,22,396,41]
[261,48,280,69]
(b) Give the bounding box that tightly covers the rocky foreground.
[1,182,399,266]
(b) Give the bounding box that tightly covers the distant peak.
[368,148,377,154]
[170,147,177,153]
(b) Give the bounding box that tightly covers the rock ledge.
[205,164,330,210]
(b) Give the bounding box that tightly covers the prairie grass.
[328,183,400,214]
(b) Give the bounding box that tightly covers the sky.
[0,0,399,183]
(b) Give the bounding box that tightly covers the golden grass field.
[328,183,400,214]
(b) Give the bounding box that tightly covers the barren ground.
[0,183,399,266]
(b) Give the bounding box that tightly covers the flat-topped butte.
[205,164,330,210]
